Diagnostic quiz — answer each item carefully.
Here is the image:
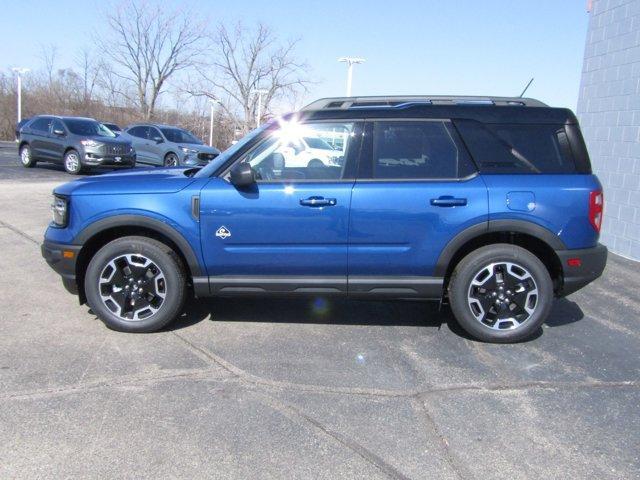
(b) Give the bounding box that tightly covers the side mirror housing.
[230,162,256,187]
[53,128,65,136]
[153,136,164,144]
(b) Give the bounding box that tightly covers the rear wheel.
[63,149,83,175]
[448,244,553,343]
[84,236,187,333]
[20,144,36,168]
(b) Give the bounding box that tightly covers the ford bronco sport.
[41,96,607,343]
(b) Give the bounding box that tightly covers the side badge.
[215,226,231,239]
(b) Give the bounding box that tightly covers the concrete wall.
[577,0,640,260]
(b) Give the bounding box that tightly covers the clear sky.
[0,0,590,109]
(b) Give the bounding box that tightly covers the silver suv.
[122,124,220,167]
[18,115,135,175]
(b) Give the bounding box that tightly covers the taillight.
[589,190,603,233]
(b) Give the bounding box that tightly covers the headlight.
[180,146,198,154]
[80,139,103,148]
[51,195,68,227]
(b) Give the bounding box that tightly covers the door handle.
[299,196,337,207]
[430,195,467,207]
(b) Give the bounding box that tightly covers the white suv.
[280,136,343,167]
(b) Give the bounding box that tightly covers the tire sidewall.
[64,149,83,175]
[20,144,35,167]
[448,244,553,343]
[164,153,179,167]
[84,237,186,333]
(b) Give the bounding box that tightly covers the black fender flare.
[434,219,566,277]
[73,214,203,276]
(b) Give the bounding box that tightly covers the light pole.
[338,57,365,97]
[11,67,30,124]
[253,89,268,127]
[209,99,216,147]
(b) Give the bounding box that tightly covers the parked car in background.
[122,123,220,167]
[18,115,136,174]
[42,96,607,342]
[102,122,122,135]
[15,117,31,141]
[279,135,344,168]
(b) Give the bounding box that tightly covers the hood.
[183,144,220,154]
[54,167,197,196]
[85,135,130,146]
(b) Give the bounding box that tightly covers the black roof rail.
[302,95,548,110]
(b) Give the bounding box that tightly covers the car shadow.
[167,295,585,343]
[30,163,127,176]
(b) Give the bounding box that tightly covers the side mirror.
[230,162,256,187]
[53,128,65,136]
[153,136,164,144]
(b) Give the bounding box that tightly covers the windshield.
[161,128,203,144]
[303,137,334,150]
[194,124,271,178]
[65,119,116,137]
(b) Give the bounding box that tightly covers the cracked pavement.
[0,144,639,479]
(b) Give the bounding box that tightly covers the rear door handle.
[430,195,467,207]
[300,196,337,207]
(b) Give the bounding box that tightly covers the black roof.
[297,96,577,125]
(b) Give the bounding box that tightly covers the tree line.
[0,0,310,148]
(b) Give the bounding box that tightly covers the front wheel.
[448,244,553,343]
[307,159,324,168]
[20,144,36,168]
[164,153,179,167]
[84,236,187,333]
[63,149,83,175]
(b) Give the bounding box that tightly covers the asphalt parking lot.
[1,141,639,479]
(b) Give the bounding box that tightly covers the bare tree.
[100,0,206,120]
[191,23,311,133]
[75,48,100,105]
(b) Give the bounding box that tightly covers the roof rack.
[302,95,548,110]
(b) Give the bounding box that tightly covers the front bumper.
[83,153,136,167]
[41,240,81,295]
[556,243,608,296]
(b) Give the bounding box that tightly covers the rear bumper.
[556,243,608,296]
[41,240,81,295]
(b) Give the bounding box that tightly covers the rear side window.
[455,120,577,174]
[29,117,52,133]
[373,121,476,179]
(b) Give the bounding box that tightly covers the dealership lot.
[0,142,639,479]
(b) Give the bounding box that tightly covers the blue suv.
[41,96,607,343]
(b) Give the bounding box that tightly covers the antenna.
[519,78,534,98]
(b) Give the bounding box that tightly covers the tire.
[63,149,83,175]
[84,236,187,333]
[164,153,179,167]
[19,144,36,168]
[307,159,324,168]
[447,244,553,343]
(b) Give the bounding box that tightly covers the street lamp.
[11,67,30,124]
[338,57,365,97]
[253,89,268,127]
[209,99,217,147]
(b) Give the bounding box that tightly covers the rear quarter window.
[455,120,577,174]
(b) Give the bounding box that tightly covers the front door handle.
[430,195,467,207]
[300,196,337,207]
